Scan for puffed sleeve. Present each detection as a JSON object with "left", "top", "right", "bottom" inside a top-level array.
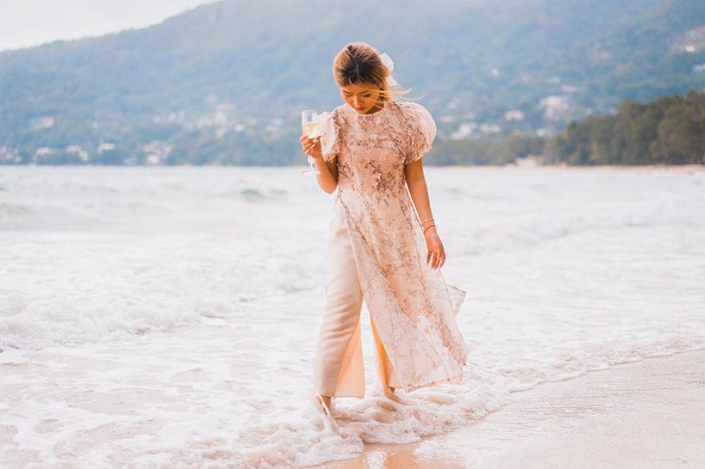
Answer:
[
  {"left": 403, "top": 102, "right": 437, "bottom": 165},
  {"left": 317, "top": 110, "right": 340, "bottom": 163}
]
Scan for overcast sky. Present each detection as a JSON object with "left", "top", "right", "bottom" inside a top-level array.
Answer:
[{"left": 0, "top": 0, "right": 220, "bottom": 51}]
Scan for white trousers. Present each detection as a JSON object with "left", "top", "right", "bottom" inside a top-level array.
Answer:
[{"left": 313, "top": 202, "right": 400, "bottom": 398}]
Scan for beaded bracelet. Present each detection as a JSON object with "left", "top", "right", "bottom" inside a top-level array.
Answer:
[{"left": 423, "top": 224, "right": 437, "bottom": 234}]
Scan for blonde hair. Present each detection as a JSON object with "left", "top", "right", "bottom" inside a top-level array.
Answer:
[{"left": 332, "top": 42, "right": 408, "bottom": 102}]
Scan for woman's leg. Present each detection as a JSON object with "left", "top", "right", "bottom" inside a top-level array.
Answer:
[
  {"left": 313, "top": 204, "right": 366, "bottom": 401},
  {"left": 371, "top": 316, "right": 402, "bottom": 399}
]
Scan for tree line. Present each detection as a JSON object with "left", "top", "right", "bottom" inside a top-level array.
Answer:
[
  {"left": 428, "top": 90, "right": 705, "bottom": 166},
  {"left": 548, "top": 91, "right": 705, "bottom": 165}
]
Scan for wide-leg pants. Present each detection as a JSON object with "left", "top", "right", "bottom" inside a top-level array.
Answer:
[{"left": 313, "top": 201, "right": 401, "bottom": 397}]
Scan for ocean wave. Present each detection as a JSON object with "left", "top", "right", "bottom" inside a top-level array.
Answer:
[
  {"left": 0, "top": 202, "right": 33, "bottom": 216},
  {"left": 231, "top": 187, "right": 289, "bottom": 202}
]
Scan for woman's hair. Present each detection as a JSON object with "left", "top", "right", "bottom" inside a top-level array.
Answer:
[{"left": 332, "top": 42, "right": 407, "bottom": 102}]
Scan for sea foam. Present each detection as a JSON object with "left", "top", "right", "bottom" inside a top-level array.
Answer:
[{"left": 1, "top": 166, "right": 704, "bottom": 468}]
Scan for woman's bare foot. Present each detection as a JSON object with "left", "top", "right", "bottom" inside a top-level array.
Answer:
[
  {"left": 316, "top": 394, "right": 332, "bottom": 416},
  {"left": 384, "top": 386, "right": 401, "bottom": 402}
]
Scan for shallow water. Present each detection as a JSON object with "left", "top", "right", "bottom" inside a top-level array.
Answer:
[{"left": 1, "top": 166, "right": 704, "bottom": 468}]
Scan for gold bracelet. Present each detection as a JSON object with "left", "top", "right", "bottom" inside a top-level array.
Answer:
[
  {"left": 423, "top": 224, "right": 437, "bottom": 234},
  {"left": 420, "top": 217, "right": 435, "bottom": 226}
]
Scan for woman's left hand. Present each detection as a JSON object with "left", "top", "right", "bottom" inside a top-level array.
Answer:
[{"left": 424, "top": 227, "right": 445, "bottom": 270}]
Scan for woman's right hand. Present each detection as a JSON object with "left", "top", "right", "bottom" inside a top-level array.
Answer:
[{"left": 300, "top": 135, "right": 323, "bottom": 161}]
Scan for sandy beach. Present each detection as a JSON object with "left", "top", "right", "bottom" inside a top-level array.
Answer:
[{"left": 312, "top": 349, "right": 705, "bottom": 469}]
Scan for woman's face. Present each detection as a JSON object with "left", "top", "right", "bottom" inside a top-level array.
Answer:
[{"left": 340, "top": 82, "right": 382, "bottom": 114}]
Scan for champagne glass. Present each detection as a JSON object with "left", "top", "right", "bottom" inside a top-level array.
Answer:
[{"left": 301, "top": 110, "right": 320, "bottom": 175}]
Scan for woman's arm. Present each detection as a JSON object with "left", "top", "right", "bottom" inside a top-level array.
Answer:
[
  {"left": 300, "top": 135, "right": 338, "bottom": 194},
  {"left": 405, "top": 159, "right": 445, "bottom": 270}
]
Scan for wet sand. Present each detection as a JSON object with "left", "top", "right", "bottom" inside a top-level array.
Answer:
[{"left": 311, "top": 349, "right": 705, "bottom": 469}]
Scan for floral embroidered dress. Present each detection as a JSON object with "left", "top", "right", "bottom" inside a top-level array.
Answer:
[{"left": 318, "top": 100, "right": 468, "bottom": 392}]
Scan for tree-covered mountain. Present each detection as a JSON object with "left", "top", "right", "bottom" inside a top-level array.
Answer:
[{"left": 1, "top": 0, "right": 704, "bottom": 165}]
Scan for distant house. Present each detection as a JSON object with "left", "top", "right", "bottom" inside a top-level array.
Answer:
[
  {"left": 504, "top": 110, "right": 525, "bottom": 121},
  {"left": 0, "top": 146, "right": 20, "bottom": 163},
  {"left": 480, "top": 123, "right": 501, "bottom": 135},
  {"left": 98, "top": 142, "right": 116, "bottom": 153},
  {"left": 672, "top": 26, "right": 705, "bottom": 53},
  {"left": 540, "top": 95, "right": 570, "bottom": 122},
  {"left": 515, "top": 155, "right": 545, "bottom": 167},
  {"left": 33, "top": 147, "right": 57, "bottom": 160},
  {"left": 142, "top": 140, "right": 173, "bottom": 165},
  {"left": 146, "top": 154, "right": 160, "bottom": 165},
  {"left": 29, "top": 116, "right": 55, "bottom": 130},
  {"left": 66, "top": 145, "right": 89, "bottom": 162},
  {"left": 450, "top": 122, "right": 477, "bottom": 140}
]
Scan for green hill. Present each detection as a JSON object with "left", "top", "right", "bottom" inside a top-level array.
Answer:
[
  {"left": 548, "top": 91, "right": 705, "bottom": 165},
  {"left": 1, "top": 0, "right": 703, "bottom": 165}
]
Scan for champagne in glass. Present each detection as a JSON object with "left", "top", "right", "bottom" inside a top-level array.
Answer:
[{"left": 301, "top": 110, "right": 320, "bottom": 175}]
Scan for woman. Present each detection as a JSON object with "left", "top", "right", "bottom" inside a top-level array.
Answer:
[{"left": 300, "top": 42, "right": 468, "bottom": 417}]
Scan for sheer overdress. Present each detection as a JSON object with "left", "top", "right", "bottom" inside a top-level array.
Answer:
[{"left": 313, "top": 101, "right": 468, "bottom": 397}]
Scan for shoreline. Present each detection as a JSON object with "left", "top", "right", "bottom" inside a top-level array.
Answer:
[
  {"left": 310, "top": 349, "right": 705, "bottom": 469},
  {"left": 431, "top": 163, "right": 705, "bottom": 172},
  {"left": 521, "top": 163, "right": 705, "bottom": 172},
  {"left": 0, "top": 163, "right": 703, "bottom": 171}
]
